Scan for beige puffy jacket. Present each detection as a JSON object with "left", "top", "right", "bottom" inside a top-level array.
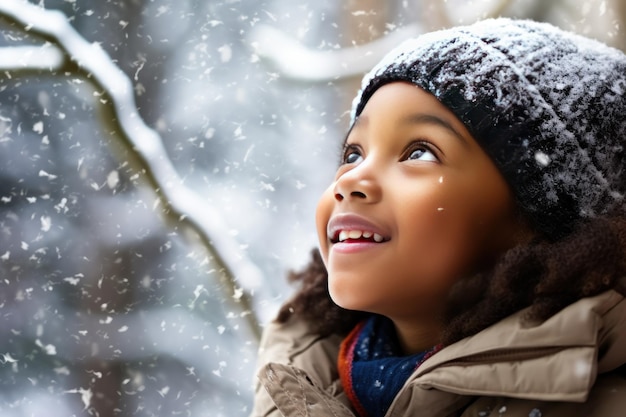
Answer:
[{"left": 251, "top": 290, "right": 626, "bottom": 417}]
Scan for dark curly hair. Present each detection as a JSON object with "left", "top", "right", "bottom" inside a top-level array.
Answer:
[{"left": 276, "top": 214, "right": 626, "bottom": 346}]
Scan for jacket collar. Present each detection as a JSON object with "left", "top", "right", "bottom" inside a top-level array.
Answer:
[{"left": 397, "top": 291, "right": 625, "bottom": 404}]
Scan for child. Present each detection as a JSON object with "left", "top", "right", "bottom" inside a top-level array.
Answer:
[{"left": 251, "top": 18, "right": 626, "bottom": 417}]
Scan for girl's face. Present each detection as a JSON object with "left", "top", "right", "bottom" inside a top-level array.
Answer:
[{"left": 316, "top": 82, "right": 531, "bottom": 321}]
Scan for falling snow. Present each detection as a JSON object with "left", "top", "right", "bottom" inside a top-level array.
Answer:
[{"left": 0, "top": 1, "right": 622, "bottom": 417}]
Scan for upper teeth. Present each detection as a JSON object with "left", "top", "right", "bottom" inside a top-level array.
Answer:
[{"left": 338, "top": 230, "right": 384, "bottom": 243}]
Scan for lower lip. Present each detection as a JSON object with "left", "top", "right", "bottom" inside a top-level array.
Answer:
[{"left": 331, "top": 241, "right": 385, "bottom": 254}]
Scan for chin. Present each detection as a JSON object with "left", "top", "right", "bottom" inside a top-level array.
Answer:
[
  {"left": 328, "top": 277, "right": 370, "bottom": 313},
  {"left": 328, "top": 277, "right": 352, "bottom": 309}
]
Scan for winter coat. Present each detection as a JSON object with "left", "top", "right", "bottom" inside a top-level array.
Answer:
[{"left": 250, "top": 290, "right": 626, "bottom": 417}]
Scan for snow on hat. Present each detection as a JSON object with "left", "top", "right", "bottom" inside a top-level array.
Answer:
[{"left": 351, "top": 18, "right": 626, "bottom": 240}]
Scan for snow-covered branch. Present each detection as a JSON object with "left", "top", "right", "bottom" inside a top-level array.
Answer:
[
  {"left": 0, "top": 0, "right": 266, "bottom": 338},
  {"left": 249, "top": 23, "right": 423, "bottom": 82}
]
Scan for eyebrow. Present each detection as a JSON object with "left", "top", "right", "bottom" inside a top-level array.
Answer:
[
  {"left": 400, "top": 113, "right": 469, "bottom": 146},
  {"left": 345, "top": 113, "right": 469, "bottom": 147}
]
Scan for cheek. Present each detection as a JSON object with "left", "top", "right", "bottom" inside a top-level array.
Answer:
[
  {"left": 314, "top": 185, "right": 334, "bottom": 264},
  {"left": 422, "top": 178, "right": 516, "bottom": 272},
  {"left": 398, "top": 183, "right": 486, "bottom": 279}
]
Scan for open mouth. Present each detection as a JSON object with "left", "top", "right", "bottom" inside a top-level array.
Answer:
[{"left": 330, "top": 229, "right": 390, "bottom": 244}]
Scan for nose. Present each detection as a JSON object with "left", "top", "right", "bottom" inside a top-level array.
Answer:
[{"left": 333, "top": 163, "right": 382, "bottom": 203}]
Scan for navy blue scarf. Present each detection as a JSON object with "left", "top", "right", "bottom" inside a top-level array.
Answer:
[{"left": 338, "top": 315, "right": 440, "bottom": 417}]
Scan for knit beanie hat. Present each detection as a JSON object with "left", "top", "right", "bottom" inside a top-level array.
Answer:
[{"left": 351, "top": 18, "right": 626, "bottom": 240}]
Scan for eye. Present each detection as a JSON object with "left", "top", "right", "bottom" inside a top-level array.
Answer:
[
  {"left": 403, "top": 141, "right": 438, "bottom": 162},
  {"left": 341, "top": 144, "right": 363, "bottom": 165}
]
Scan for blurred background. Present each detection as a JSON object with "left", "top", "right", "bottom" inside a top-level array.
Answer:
[{"left": 0, "top": 0, "right": 623, "bottom": 415}]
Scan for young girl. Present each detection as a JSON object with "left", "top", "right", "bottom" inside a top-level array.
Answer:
[{"left": 251, "top": 18, "right": 626, "bottom": 417}]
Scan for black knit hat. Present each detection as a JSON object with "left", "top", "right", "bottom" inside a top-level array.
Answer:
[{"left": 351, "top": 18, "right": 626, "bottom": 240}]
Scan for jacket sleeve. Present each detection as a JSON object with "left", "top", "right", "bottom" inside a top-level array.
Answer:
[
  {"left": 249, "top": 317, "right": 351, "bottom": 417},
  {"left": 255, "top": 363, "right": 356, "bottom": 417}
]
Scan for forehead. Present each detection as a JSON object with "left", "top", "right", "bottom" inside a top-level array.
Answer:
[{"left": 344, "top": 83, "right": 470, "bottom": 146}]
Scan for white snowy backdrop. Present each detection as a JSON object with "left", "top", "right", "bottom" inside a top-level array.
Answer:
[{"left": 0, "top": 0, "right": 623, "bottom": 416}]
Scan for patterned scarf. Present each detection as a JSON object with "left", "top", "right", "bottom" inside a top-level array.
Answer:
[{"left": 338, "top": 315, "right": 441, "bottom": 417}]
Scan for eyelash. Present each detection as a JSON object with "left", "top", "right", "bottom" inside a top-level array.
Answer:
[
  {"left": 341, "top": 143, "right": 362, "bottom": 165},
  {"left": 340, "top": 140, "right": 439, "bottom": 164}
]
